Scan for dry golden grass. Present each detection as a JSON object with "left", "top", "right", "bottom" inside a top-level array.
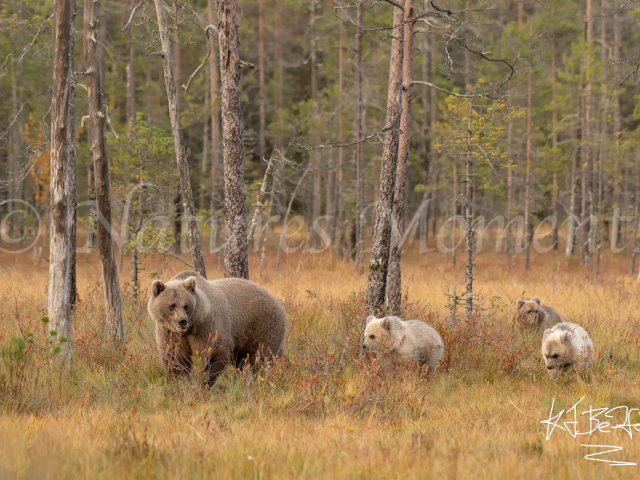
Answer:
[{"left": 1, "top": 244, "right": 640, "bottom": 479}]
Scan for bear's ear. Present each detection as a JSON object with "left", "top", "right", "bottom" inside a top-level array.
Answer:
[
  {"left": 563, "top": 331, "right": 573, "bottom": 343},
  {"left": 542, "top": 328, "right": 552, "bottom": 341},
  {"left": 151, "top": 280, "right": 165, "bottom": 297},
  {"left": 182, "top": 276, "right": 196, "bottom": 294},
  {"left": 532, "top": 297, "right": 541, "bottom": 305},
  {"left": 516, "top": 299, "right": 524, "bottom": 310},
  {"left": 382, "top": 317, "right": 394, "bottom": 331},
  {"left": 365, "top": 315, "right": 377, "bottom": 327}
]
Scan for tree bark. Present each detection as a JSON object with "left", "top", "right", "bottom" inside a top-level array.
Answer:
[
  {"left": 387, "top": 0, "right": 414, "bottom": 316},
  {"left": 506, "top": 101, "right": 514, "bottom": 266},
  {"left": 452, "top": 157, "right": 457, "bottom": 265},
  {"left": 84, "top": 0, "right": 124, "bottom": 344},
  {"left": 335, "top": 20, "right": 345, "bottom": 256},
  {"left": 551, "top": 36, "right": 559, "bottom": 250},
  {"left": 126, "top": 0, "right": 136, "bottom": 136},
  {"left": 217, "top": 0, "right": 249, "bottom": 279},
  {"left": 464, "top": 101, "right": 474, "bottom": 318},
  {"left": 310, "top": 0, "right": 322, "bottom": 247},
  {"left": 200, "top": 89, "right": 210, "bottom": 210},
  {"left": 524, "top": 64, "right": 532, "bottom": 271},
  {"left": 354, "top": 2, "right": 364, "bottom": 274},
  {"left": 208, "top": 0, "right": 220, "bottom": 212},
  {"left": 49, "top": 0, "right": 72, "bottom": 367},
  {"left": 152, "top": 0, "right": 207, "bottom": 278},
  {"left": 68, "top": 0, "right": 77, "bottom": 310},
  {"left": 258, "top": 0, "right": 266, "bottom": 163},
  {"left": 365, "top": 4, "right": 404, "bottom": 315}
]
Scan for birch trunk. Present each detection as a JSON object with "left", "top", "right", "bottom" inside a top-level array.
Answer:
[
  {"left": 464, "top": 102, "right": 474, "bottom": 318},
  {"left": 217, "top": 0, "right": 249, "bottom": 279},
  {"left": 152, "top": 0, "right": 207, "bottom": 278},
  {"left": 365, "top": 4, "right": 404, "bottom": 315},
  {"left": 84, "top": 0, "right": 124, "bottom": 344},
  {"left": 551, "top": 37, "right": 559, "bottom": 250},
  {"left": 126, "top": 0, "right": 135, "bottom": 136},
  {"left": 49, "top": 0, "right": 72, "bottom": 367},
  {"left": 386, "top": 0, "right": 414, "bottom": 316}
]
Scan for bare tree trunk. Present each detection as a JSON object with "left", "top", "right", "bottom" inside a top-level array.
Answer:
[
  {"left": 452, "top": 157, "right": 457, "bottom": 265},
  {"left": 631, "top": 160, "right": 639, "bottom": 273},
  {"left": 566, "top": 124, "right": 580, "bottom": 257},
  {"left": 68, "top": 0, "right": 77, "bottom": 310},
  {"left": 430, "top": 45, "right": 438, "bottom": 240},
  {"left": 208, "top": 0, "right": 219, "bottom": 212},
  {"left": 217, "top": 0, "right": 249, "bottom": 279},
  {"left": 309, "top": 0, "right": 322, "bottom": 247},
  {"left": 152, "top": 0, "right": 207, "bottom": 278},
  {"left": 258, "top": 0, "right": 266, "bottom": 163},
  {"left": 49, "top": 0, "right": 72, "bottom": 367},
  {"left": 524, "top": 64, "right": 532, "bottom": 271},
  {"left": 613, "top": 0, "right": 621, "bottom": 246},
  {"left": 365, "top": 4, "right": 404, "bottom": 315},
  {"left": 464, "top": 101, "right": 474, "bottom": 318},
  {"left": 506, "top": 102, "right": 514, "bottom": 266},
  {"left": 387, "top": 0, "right": 414, "bottom": 316},
  {"left": 200, "top": 89, "right": 210, "bottom": 210},
  {"left": 259, "top": 190, "right": 274, "bottom": 279},
  {"left": 354, "top": 2, "right": 364, "bottom": 274},
  {"left": 126, "top": 0, "right": 136, "bottom": 136},
  {"left": 334, "top": 20, "right": 344, "bottom": 256},
  {"left": 84, "top": 0, "right": 124, "bottom": 344},
  {"left": 584, "top": 0, "right": 593, "bottom": 271},
  {"left": 551, "top": 36, "right": 559, "bottom": 250}
]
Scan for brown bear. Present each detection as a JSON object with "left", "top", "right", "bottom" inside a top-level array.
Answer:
[
  {"left": 147, "top": 271, "right": 287, "bottom": 384},
  {"left": 515, "top": 297, "right": 562, "bottom": 330}
]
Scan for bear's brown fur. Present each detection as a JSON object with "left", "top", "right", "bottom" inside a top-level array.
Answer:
[
  {"left": 515, "top": 297, "right": 562, "bottom": 330},
  {"left": 147, "top": 271, "right": 287, "bottom": 384}
]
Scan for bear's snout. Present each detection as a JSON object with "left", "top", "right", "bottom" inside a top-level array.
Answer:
[
  {"left": 178, "top": 318, "right": 189, "bottom": 330},
  {"left": 546, "top": 365, "right": 554, "bottom": 370}
]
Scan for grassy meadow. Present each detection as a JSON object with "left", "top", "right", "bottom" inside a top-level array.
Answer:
[{"left": 1, "top": 238, "right": 640, "bottom": 479}]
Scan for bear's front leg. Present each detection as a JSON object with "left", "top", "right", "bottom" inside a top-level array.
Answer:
[
  {"left": 157, "top": 327, "right": 193, "bottom": 379},
  {"left": 204, "top": 353, "right": 229, "bottom": 386}
]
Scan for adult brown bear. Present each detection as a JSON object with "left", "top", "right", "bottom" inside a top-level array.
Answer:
[{"left": 147, "top": 271, "right": 286, "bottom": 384}]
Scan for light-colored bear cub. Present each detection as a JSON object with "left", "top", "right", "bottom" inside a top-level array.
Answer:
[
  {"left": 362, "top": 316, "right": 444, "bottom": 372},
  {"left": 541, "top": 322, "right": 594, "bottom": 378}
]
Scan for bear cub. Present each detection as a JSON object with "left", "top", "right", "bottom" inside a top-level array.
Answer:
[
  {"left": 515, "top": 297, "right": 562, "bottom": 329},
  {"left": 147, "top": 271, "right": 287, "bottom": 384},
  {"left": 541, "top": 322, "right": 594, "bottom": 378},
  {"left": 362, "top": 316, "right": 444, "bottom": 372}
]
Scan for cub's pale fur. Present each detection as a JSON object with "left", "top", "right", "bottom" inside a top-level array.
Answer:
[
  {"left": 516, "top": 297, "right": 562, "bottom": 329},
  {"left": 362, "top": 316, "right": 444, "bottom": 372},
  {"left": 541, "top": 322, "right": 594, "bottom": 378}
]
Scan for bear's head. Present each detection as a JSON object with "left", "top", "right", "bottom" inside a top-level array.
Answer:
[
  {"left": 362, "top": 315, "right": 401, "bottom": 356},
  {"left": 541, "top": 328, "right": 574, "bottom": 378},
  {"left": 516, "top": 298, "right": 543, "bottom": 326},
  {"left": 147, "top": 276, "right": 197, "bottom": 334}
]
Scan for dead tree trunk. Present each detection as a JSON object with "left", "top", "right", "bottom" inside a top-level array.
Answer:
[
  {"left": 208, "top": 0, "right": 219, "bottom": 212},
  {"left": 464, "top": 101, "right": 474, "bottom": 318},
  {"left": 84, "top": 0, "right": 124, "bottom": 344},
  {"left": 387, "top": 0, "right": 414, "bottom": 316},
  {"left": 551, "top": 36, "right": 559, "bottom": 250},
  {"left": 49, "top": 0, "right": 72, "bottom": 367},
  {"left": 452, "top": 157, "right": 457, "bottom": 265},
  {"left": 524, "top": 64, "right": 532, "bottom": 271},
  {"left": 68, "top": 0, "right": 77, "bottom": 310},
  {"left": 200, "top": 89, "right": 210, "bottom": 210},
  {"left": 152, "top": 0, "right": 207, "bottom": 278},
  {"left": 335, "top": 20, "right": 345, "bottom": 256},
  {"left": 506, "top": 102, "right": 514, "bottom": 266},
  {"left": 258, "top": 0, "right": 266, "bottom": 163},
  {"left": 566, "top": 124, "right": 580, "bottom": 257},
  {"left": 310, "top": 0, "right": 322, "bottom": 247},
  {"left": 365, "top": 4, "right": 404, "bottom": 315},
  {"left": 217, "top": 0, "right": 249, "bottom": 279},
  {"left": 354, "top": 2, "right": 364, "bottom": 274},
  {"left": 126, "top": 0, "right": 135, "bottom": 136}
]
